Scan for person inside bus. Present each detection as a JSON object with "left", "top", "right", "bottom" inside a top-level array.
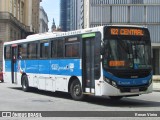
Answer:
[
  {"left": 18, "top": 52, "right": 22, "bottom": 59},
  {"left": 18, "top": 45, "right": 22, "bottom": 59}
]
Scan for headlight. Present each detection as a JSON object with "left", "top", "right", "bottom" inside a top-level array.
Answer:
[
  {"left": 104, "top": 77, "right": 110, "bottom": 83},
  {"left": 112, "top": 81, "right": 117, "bottom": 87},
  {"left": 104, "top": 77, "right": 117, "bottom": 88},
  {"left": 149, "top": 78, "right": 152, "bottom": 85}
]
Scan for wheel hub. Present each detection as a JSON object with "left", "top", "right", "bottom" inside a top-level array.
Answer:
[{"left": 74, "top": 85, "right": 81, "bottom": 96}]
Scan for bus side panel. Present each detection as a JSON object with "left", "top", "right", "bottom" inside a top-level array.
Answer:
[
  {"left": 38, "top": 60, "right": 50, "bottom": 90},
  {"left": 4, "top": 60, "right": 12, "bottom": 83},
  {"left": 50, "top": 59, "right": 82, "bottom": 76},
  {"left": 27, "top": 73, "right": 36, "bottom": 87},
  {"left": 5, "top": 60, "right": 22, "bottom": 85},
  {"left": 50, "top": 59, "right": 82, "bottom": 92},
  {"left": 18, "top": 60, "right": 39, "bottom": 87},
  {"left": 24, "top": 60, "right": 39, "bottom": 74}
]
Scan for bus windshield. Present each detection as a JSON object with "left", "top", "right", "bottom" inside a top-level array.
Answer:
[{"left": 103, "top": 38, "right": 152, "bottom": 70}]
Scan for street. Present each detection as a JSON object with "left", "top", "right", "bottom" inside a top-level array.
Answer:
[{"left": 0, "top": 82, "right": 160, "bottom": 119}]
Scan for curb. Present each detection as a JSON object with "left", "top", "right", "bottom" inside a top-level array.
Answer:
[
  {"left": 153, "top": 89, "right": 160, "bottom": 92},
  {"left": 152, "top": 75, "right": 160, "bottom": 82},
  {"left": 153, "top": 82, "right": 160, "bottom": 92}
]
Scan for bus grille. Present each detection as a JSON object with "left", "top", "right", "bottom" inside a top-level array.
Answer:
[
  {"left": 110, "top": 69, "right": 151, "bottom": 79},
  {"left": 119, "top": 86, "right": 148, "bottom": 93}
]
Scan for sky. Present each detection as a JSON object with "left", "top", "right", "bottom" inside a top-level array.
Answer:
[{"left": 40, "top": 0, "right": 60, "bottom": 31}]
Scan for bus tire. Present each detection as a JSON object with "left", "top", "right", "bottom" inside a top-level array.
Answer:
[
  {"left": 109, "top": 96, "right": 123, "bottom": 100},
  {"left": 70, "top": 80, "right": 84, "bottom": 101},
  {"left": 1, "top": 79, "right": 4, "bottom": 83},
  {"left": 22, "top": 75, "right": 30, "bottom": 92}
]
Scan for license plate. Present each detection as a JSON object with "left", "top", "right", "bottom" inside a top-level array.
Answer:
[{"left": 130, "top": 88, "right": 139, "bottom": 93}]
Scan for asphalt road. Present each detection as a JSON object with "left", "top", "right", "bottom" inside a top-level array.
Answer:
[{"left": 0, "top": 82, "right": 160, "bottom": 120}]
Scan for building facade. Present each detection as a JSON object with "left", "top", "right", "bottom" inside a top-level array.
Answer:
[
  {"left": 60, "top": 0, "right": 68, "bottom": 31},
  {"left": 60, "top": 0, "right": 83, "bottom": 31},
  {"left": 0, "top": 0, "right": 41, "bottom": 66},
  {"left": 81, "top": 0, "right": 160, "bottom": 75},
  {"left": 31, "top": 0, "right": 42, "bottom": 33},
  {"left": 39, "top": 6, "right": 49, "bottom": 33}
]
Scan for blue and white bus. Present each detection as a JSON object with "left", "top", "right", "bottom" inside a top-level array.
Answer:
[{"left": 3, "top": 25, "right": 152, "bottom": 100}]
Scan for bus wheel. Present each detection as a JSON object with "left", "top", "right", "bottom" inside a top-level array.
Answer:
[
  {"left": 22, "top": 75, "right": 30, "bottom": 92},
  {"left": 70, "top": 80, "right": 84, "bottom": 101},
  {"left": 109, "top": 96, "right": 123, "bottom": 100}
]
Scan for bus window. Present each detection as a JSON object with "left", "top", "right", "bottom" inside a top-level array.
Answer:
[
  {"left": 5, "top": 46, "right": 11, "bottom": 59},
  {"left": 40, "top": 41, "right": 49, "bottom": 58},
  {"left": 28, "top": 42, "right": 38, "bottom": 59},
  {"left": 65, "top": 37, "right": 79, "bottom": 58},
  {"left": 51, "top": 39, "right": 64, "bottom": 58},
  {"left": 18, "top": 45, "right": 22, "bottom": 59},
  {"left": 65, "top": 44, "right": 79, "bottom": 58},
  {"left": 51, "top": 40, "right": 57, "bottom": 58},
  {"left": 57, "top": 40, "right": 64, "bottom": 58},
  {"left": 18, "top": 44, "right": 28, "bottom": 59}
]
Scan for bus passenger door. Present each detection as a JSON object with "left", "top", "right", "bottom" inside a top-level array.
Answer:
[
  {"left": 82, "top": 33, "right": 101, "bottom": 94},
  {"left": 11, "top": 45, "right": 18, "bottom": 84}
]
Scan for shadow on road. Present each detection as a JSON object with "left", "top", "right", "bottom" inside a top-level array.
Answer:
[
  {"left": 9, "top": 86, "right": 160, "bottom": 108},
  {"left": 9, "top": 86, "right": 72, "bottom": 99},
  {"left": 84, "top": 96, "right": 160, "bottom": 108}
]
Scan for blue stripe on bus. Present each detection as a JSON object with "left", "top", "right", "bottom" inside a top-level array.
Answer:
[
  {"left": 103, "top": 70, "right": 152, "bottom": 86},
  {"left": 5, "top": 60, "right": 12, "bottom": 72},
  {"left": 5, "top": 59, "right": 82, "bottom": 76}
]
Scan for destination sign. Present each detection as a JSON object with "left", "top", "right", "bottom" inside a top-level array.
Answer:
[
  {"left": 109, "top": 60, "right": 125, "bottom": 67},
  {"left": 110, "top": 28, "right": 144, "bottom": 36}
]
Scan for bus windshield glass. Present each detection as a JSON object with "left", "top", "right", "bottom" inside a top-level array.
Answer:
[{"left": 103, "top": 28, "right": 152, "bottom": 70}]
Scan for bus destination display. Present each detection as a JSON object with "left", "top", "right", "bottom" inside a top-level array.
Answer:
[{"left": 110, "top": 28, "right": 144, "bottom": 36}]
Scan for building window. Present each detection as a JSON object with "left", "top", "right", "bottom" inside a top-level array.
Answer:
[
  {"left": 20, "top": 2, "right": 24, "bottom": 22},
  {"left": 14, "top": 31, "right": 16, "bottom": 40},
  {"left": 14, "top": 0, "right": 17, "bottom": 17},
  {"left": 10, "top": 29, "right": 13, "bottom": 40},
  {"left": 17, "top": 0, "right": 20, "bottom": 20},
  {"left": 131, "top": 0, "right": 143, "bottom": 4},
  {"left": 18, "top": 33, "right": 20, "bottom": 39},
  {"left": 10, "top": 0, "right": 13, "bottom": 13}
]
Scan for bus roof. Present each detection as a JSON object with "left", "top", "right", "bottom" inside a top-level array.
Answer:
[
  {"left": 4, "top": 26, "right": 103, "bottom": 45},
  {"left": 110, "top": 25, "right": 146, "bottom": 28},
  {"left": 3, "top": 25, "right": 147, "bottom": 45}
]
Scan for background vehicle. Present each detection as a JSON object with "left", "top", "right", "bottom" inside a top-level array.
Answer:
[
  {"left": 3, "top": 25, "right": 152, "bottom": 100},
  {"left": 0, "top": 68, "right": 3, "bottom": 82},
  {"left": 0, "top": 72, "right": 4, "bottom": 82}
]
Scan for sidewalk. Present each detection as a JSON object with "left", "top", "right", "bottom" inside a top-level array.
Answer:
[{"left": 153, "top": 75, "right": 160, "bottom": 92}]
